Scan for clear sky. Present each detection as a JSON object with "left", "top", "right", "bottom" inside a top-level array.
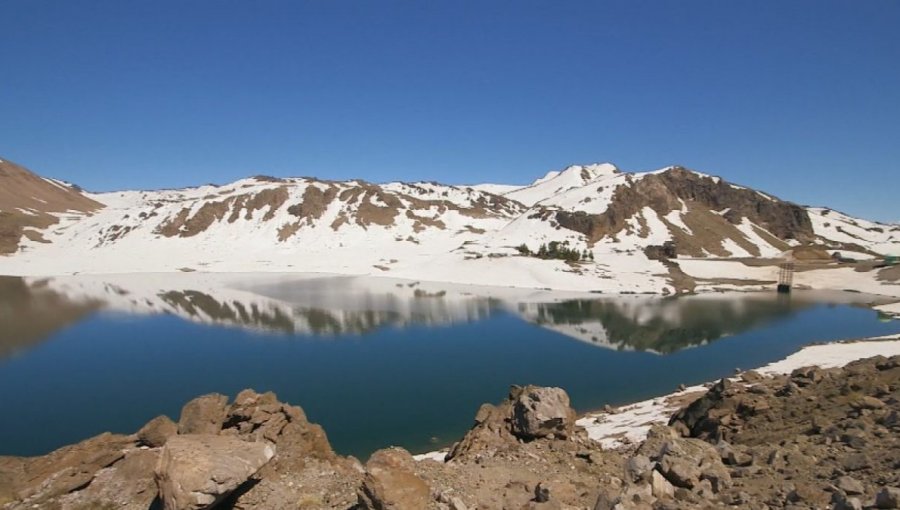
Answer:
[{"left": 1, "top": 1, "right": 898, "bottom": 221}]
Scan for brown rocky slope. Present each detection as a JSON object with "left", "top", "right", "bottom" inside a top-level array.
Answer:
[
  {"left": 0, "top": 158, "right": 102, "bottom": 254},
  {"left": 2, "top": 353, "right": 900, "bottom": 510}
]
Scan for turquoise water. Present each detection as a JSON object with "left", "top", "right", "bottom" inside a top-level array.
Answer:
[{"left": 1, "top": 275, "right": 898, "bottom": 459}]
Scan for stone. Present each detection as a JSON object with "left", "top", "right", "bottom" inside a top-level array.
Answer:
[
  {"left": 661, "top": 457, "right": 700, "bottom": 489},
  {"left": 832, "top": 491, "right": 864, "bottom": 510},
  {"left": 656, "top": 438, "right": 730, "bottom": 493},
  {"left": 740, "top": 370, "right": 765, "bottom": 383},
  {"left": 448, "top": 496, "right": 469, "bottom": 510},
  {"left": 852, "top": 396, "right": 886, "bottom": 410},
  {"left": 876, "top": 487, "right": 900, "bottom": 509},
  {"left": 651, "top": 469, "right": 675, "bottom": 499},
  {"left": 357, "top": 447, "right": 430, "bottom": 510},
  {"left": 155, "top": 434, "right": 276, "bottom": 510},
  {"left": 786, "top": 482, "right": 828, "bottom": 506},
  {"left": 836, "top": 476, "right": 865, "bottom": 496},
  {"left": 840, "top": 453, "right": 871, "bottom": 472},
  {"left": 138, "top": 415, "right": 178, "bottom": 448},
  {"left": 534, "top": 482, "right": 551, "bottom": 502},
  {"left": 177, "top": 393, "right": 229, "bottom": 435},
  {"left": 625, "top": 455, "right": 653, "bottom": 483},
  {"left": 510, "top": 386, "right": 577, "bottom": 440}
]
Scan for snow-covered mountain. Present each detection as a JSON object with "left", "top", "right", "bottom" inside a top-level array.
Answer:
[{"left": 1, "top": 157, "right": 898, "bottom": 295}]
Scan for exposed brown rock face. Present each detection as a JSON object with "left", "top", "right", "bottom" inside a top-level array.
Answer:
[
  {"left": 156, "top": 186, "right": 290, "bottom": 238},
  {"left": 555, "top": 167, "right": 815, "bottom": 254},
  {"left": 152, "top": 177, "right": 523, "bottom": 242},
  {"left": 0, "top": 158, "right": 102, "bottom": 254}
]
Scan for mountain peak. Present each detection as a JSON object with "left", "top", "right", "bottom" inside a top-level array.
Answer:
[{"left": 531, "top": 163, "right": 618, "bottom": 186}]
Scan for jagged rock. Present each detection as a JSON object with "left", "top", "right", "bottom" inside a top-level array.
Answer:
[
  {"left": 510, "top": 386, "right": 576, "bottom": 440},
  {"left": 138, "top": 415, "right": 178, "bottom": 447},
  {"left": 357, "top": 447, "right": 430, "bottom": 510},
  {"left": 155, "top": 434, "right": 276, "bottom": 510},
  {"left": 656, "top": 438, "right": 730, "bottom": 493},
  {"left": 715, "top": 440, "right": 752, "bottom": 466},
  {"left": 876, "top": 487, "right": 900, "bottom": 509},
  {"left": 222, "top": 389, "right": 335, "bottom": 469},
  {"left": 58, "top": 448, "right": 159, "bottom": 510},
  {"left": 178, "top": 393, "right": 229, "bottom": 435},
  {"left": 668, "top": 379, "right": 734, "bottom": 440},
  {"left": 1, "top": 432, "right": 131, "bottom": 506}
]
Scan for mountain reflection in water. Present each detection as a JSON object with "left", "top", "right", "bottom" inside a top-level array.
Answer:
[{"left": 0, "top": 273, "right": 887, "bottom": 359}]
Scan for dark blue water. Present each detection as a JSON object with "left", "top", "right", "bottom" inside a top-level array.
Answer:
[{"left": 1, "top": 275, "right": 898, "bottom": 459}]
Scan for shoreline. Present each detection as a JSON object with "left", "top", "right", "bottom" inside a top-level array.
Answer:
[{"left": 415, "top": 334, "right": 900, "bottom": 462}]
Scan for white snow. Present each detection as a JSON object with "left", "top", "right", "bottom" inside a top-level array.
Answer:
[
  {"left": 468, "top": 183, "right": 524, "bottom": 195},
  {"left": 412, "top": 450, "right": 449, "bottom": 462},
  {"left": 875, "top": 302, "right": 900, "bottom": 318}
]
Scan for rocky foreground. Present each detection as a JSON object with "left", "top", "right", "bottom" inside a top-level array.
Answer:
[{"left": 2, "top": 356, "right": 900, "bottom": 510}]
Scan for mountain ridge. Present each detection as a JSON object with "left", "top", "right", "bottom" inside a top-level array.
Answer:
[{"left": 1, "top": 157, "right": 897, "bottom": 296}]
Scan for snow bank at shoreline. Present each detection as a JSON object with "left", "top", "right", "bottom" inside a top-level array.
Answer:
[
  {"left": 576, "top": 336, "right": 900, "bottom": 450},
  {"left": 416, "top": 335, "right": 900, "bottom": 461}
]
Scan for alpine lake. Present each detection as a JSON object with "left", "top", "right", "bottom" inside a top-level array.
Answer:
[{"left": 1, "top": 273, "right": 899, "bottom": 459}]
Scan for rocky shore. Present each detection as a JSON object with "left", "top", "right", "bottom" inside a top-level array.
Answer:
[{"left": 2, "top": 351, "right": 900, "bottom": 509}]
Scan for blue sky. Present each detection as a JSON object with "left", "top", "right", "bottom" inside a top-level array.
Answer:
[{"left": 1, "top": 1, "right": 898, "bottom": 221}]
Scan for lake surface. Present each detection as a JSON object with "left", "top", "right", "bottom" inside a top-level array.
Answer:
[{"left": 1, "top": 273, "right": 899, "bottom": 459}]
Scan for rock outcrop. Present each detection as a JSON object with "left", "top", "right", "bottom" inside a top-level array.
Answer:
[
  {"left": 447, "top": 385, "right": 579, "bottom": 461},
  {"left": 0, "top": 389, "right": 351, "bottom": 510}
]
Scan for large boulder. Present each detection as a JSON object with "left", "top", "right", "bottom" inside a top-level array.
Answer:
[
  {"left": 178, "top": 393, "right": 229, "bottom": 435},
  {"left": 155, "top": 434, "right": 276, "bottom": 510},
  {"left": 510, "top": 386, "right": 576, "bottom": 440},
  {"left": 357, "top": 447, "right": 430, "bottom": 510}
]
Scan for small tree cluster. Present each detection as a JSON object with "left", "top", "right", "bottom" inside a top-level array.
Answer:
[{"left": 518, "top": 241, "right": 593, "bottom": 261}]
